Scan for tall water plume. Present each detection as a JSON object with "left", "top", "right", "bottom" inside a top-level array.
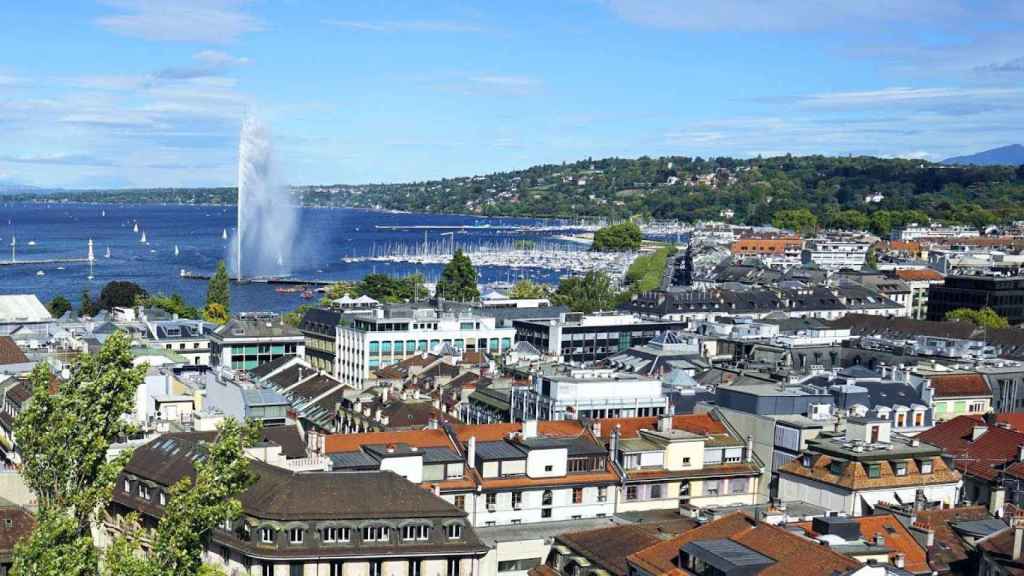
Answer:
[{"left": 229, "top": 115, "right": 299, "bottom": 278}]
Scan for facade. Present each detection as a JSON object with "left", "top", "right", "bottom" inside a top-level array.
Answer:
[
  {"left": 777, "top": 417, "right": 962, "bottom": 515},
  {"left": 298, "top": 308, "right": 343, "bottom": 375},
  {"left": 209, "top": 313, "right": 305, "bottom": 371},
  {"left": 927, "top": 275, "right": 1024, "bottom": 324},
  {"left": 511, "top": 366, "right": 668, "bottom": 421},
  {"left": 924, "top": 372, "right": 992, "bottom": 422},
  {"left": 336, "top": 306, "right": 515, "bottom": 386},
  {"left": 145, "top": 319, "right": 215, "bottom": 366},
  {"left": 108, "top": 432, "right": 488, "bottom": 576},
  {"left": 801, "top": 237, "right": 872, "bottom": 271},
  {"left": 893, "top": 269, "right": 945, "bottom": 320},
  {"left": 513, "top": 312, "right": 683, "bottom": 365}
]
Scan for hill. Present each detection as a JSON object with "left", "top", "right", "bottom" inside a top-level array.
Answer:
[
  {"left": 944, "top": 144, "right": 1024, "bottom": 166},
  {"left": 8, "top": 154, "right": 1024, "bottom": 232}
]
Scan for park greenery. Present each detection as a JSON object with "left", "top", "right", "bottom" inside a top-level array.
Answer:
[
  {"left": 12, "top": 155, "right": 1024, "bottom": 228},
  {"left": 509, "top": 279, "right": 551, "bottom": 299},
  {"left": 11, "top": 331, "right": 256, "bottom": 576},
  {"left": 944, "top": 307, "right": 1010, "bottom": 330},
  {"left": 551, "top": 270, "right": 621, "bottom": 314},
  {"left": 592, "top": 221, "right": 643, "bottom": 252},
  {"left": 624, "top": 246, "right": 676, "bottom": 295}
]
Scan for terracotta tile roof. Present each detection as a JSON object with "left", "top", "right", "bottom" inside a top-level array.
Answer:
[
  {"left": 558, "top": 524, "right": 663, "bottom": 576},
  {"left": 916, "top": 416, "right": 1024, "bottom": 481},
  {"left": 0, "top": 337, "right": 29, "bottom": 366},
  {"left": 594, "top": 414, "right": 727, "bottom": 440},
  {"left": 915, "top": 505, "right": 990, "bottom": 571},
  {"left": 0, "top": 505, "right": 34, "bottom": 559},
  {"left": 996, "top": 413, "right": 1024, "bottom": 433},
  {"left": 373, "top": 366, "right": 404, "bottom": 380},
  {"left": 324, "top": 429, "right": 455, "bottom": 453},
  {"left": 894, "top": 269, "right": 943, "bottom": 282},
  {"left": 460, "top": 351, "right": 488, "bottom": 365},
  {"left": 778, "top": 453, "right": 960, "bottom": 491},
  {"left": 454, "top": 420, "right": 585, "bottom": 442},
  {"left": 976, "top": 525, "right": 1024, "bottom": 568},
  {"left": 527, "top": 565, "right": 559, "bottom": 576},
  {"left": 399, "top": 353, "right": 441, "bottom": 368},
  {"left": 928, "top": 373, "right": 991, "bottom": 398},
  {"left": 627, "top": 512, "right": 860, "bottom": 576},
  {"left": 791, "top": 514, "right": 929, "bottom": 574}
]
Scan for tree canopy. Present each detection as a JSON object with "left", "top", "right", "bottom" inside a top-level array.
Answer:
[
  {"left": 435, "top": 250, "right": 480, "bottom": 302},
  {"left": 47, "top": 295, "right": 72, "bottom": 318},
  {"left": 944, "top": 307, "right": 1010, "bottom": 329},
  {"left": 203, "top": 303, "right": 229, "bottom": 325},
  {"left": 98, "top": 281, "right": 148, "bottom": 310},
  {"left": 143, "top": 293, "right": 200, "bottom": 319},
  {"left": 551, "top": 270, "right": 620, "bottom": 313},
  {"left": 206, "top": 261, "right": 230, "bottom": 313},
  {"left": 592, "top": 221, "right": 642, "bottom": 252},
  {"left": 771, "top": 208, "right": 818, "bottom": 235},
  {"left": 509, "top": 279, "right": 551, "bottom": 299}
]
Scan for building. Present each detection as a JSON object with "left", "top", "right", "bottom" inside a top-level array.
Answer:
[
  {"left": 209, "top": 313, "right": 304, "bottom": 371},
  {"left": 624, "top": 512, "right": 861, "bottom": 576},
  {"left": 0, "top": 294, "right": 53, "bottom": 339},
  {"left": 801, "top": 237, "right": 872, "bottom": 271},
  {"left": 108, "top": 432, "right": 489, "bottom": 576},
  {"left": 924, "top": 372, "right": 992, "bottom": 422},
  {"left": 893, "top": 269, "right": 945, "bottom": 320},
  {"left": 144, "top": 319, "right": 215, "bottom": 366},
  {"left": 594, "top": 414, "right": 762, "bottom": 514},
  {"left": 927, "top": 275, "right": 1024, "bottom": 324},
  {"left": 789, "top": 514, "right": 930, "bottom": 574},
  {"left": 0, "top": 500, "right": 34, "bottom": 575},
  {"left": 336, "top": 305, "right": 515, "bottom": 386},
  {"left": 298, "top": 307, "right": 343, "bottom": 375},
  {"left": 511, "top": 365, "right": 669, "bottom": 421},
  {"left": 892, "top": 224, "right": 979, "bottom": 241},
  {"left": 602, "top": 331, "right": 705, "bottom": 377},
  {"left": 0, "top": 337, "right": 32, "bottom": 375},
  {"left": 976, "top": 514, "right": 1024, "bottom": 576},
  {"left": 729, "top": 237, "right": 802, "bottom": 259},
  {"left": 777, "top": 418, "right": 961, "bottom": 516},
  {"left": 513, "top": 312, "right": 683, "bottom": 365},
  {"left": 534, "top": 522, "right": 697, "bottom": 576}
]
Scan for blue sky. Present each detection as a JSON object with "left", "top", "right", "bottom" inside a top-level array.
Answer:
[{"left": 0, "top": 0, "right": 1021, "bottom": 188}]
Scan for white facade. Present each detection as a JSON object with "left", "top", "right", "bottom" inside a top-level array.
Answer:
[
  {"left": 801, "top": 238, "right": 871, "bottom": 271},
  {"left": 777, "top": 473, "right": 959, "bottom": 516},
  {"left": 512, "top": 367, "right": 668, "bottom": 421}
]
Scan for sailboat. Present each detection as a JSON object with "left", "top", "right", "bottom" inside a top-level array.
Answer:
[
  {"left": 174, "top": 245, "right": 180, "bottom": 256},
  {"left": 222, "top": 228, "right": 228, "bottom": 240},
  {"left": 102, "top": 210, "right": 106, "bottom": 217},
  {"left": 104, "top": 246, "right": 111, "bottom": 258},
  {"left": 133, "top": 222, "right": 139, "bottom": 233},
  {"left": 140, "top": 231, "right": 147, "bottom": 243}
]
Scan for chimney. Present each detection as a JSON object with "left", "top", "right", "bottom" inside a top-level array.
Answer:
[
  {"left": 746, "top": 435, "right": 754, "bottom": 463},
  {"left": 991, "top": 486, "right": 1007, "bottom": 518},
  {"left": 971, "top": 425, "right": 988, "bottom": 442},
  {"left": 609, "top": 424, "right": 621, "bottom": 460},
  {"left": 522, "top": 420, "right": 538, "bottom": 439},
  {"left": 657, "top": 415, "right": 673, "bottom": 433},
  {"left": 893, "top": 553, "right": 905, "bottom": 569},
  {"left": 467, "top": 436, "right": 477, "bottom": 468},
  {"left": 1014, "top": 513, "right": 1024, "bottom": 561},
  {"left": 592, "top": 420, "right": 602, "bottom": 438}
]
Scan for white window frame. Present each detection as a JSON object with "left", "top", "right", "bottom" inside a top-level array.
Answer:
[
  {"left": 289, "top": 528, "right": 304, "bottom": 545},
  {"left": 259, "top": 527, "right": 275, "bottom": 544}
]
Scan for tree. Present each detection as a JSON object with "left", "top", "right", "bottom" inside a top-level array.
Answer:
[
  {"left": 78, "top": 290, "right": 98, "bottom": 317},
  {"left": 772, "top": 208, "right": 818, "bottom": 235},
  {"left": 509, "top": 280, "right": 551, "bottom": 299},
  {"left": 356, "top": 273, "right": 428, "bottom": 303},
  {"left": 48, "top": 295, "right": 72, "bottom": 318},
  {"left": 551, "top": 271, "right": 619, "bottom": 313},
  {"left": 592, "top": 221, "right": 642, "bottom": 252},
  {"left": 206, "top": 261, "right": 230, "bottom": 313},
  {"left": 98, "top": 281, "right": 147, "bottom": 310},
  {"left": 143, "top": 293, "right": 200, "bottom": 319},
  {"left": 12, "top": 331, "right": 146, "bottom": 576},
  {"left": 945, "top": 307, "right": 1010, "bottom": 329},
  {"left": 203, "top": 303, "right": 229, "bottom": 325},
  {"left": 435, "top": 250, "right": 480, "bottom": 302}
]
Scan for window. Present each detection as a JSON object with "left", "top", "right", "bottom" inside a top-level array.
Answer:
[
  {"left": 330, "top": 562, "right": 344, "bottom": 576},
  {"left": 159, "top": 492, "right": 166, "bottom": 506},
  {"left": 894, "top": 461, "right": 908, "bottom": 476},
  {"left": 288, "top": 528, "right": 304, "bottom": 544},
  {"left": 650, "top": 484, "right": 663, "bottom": 499},
  {"left": 259, "top": 527, "right": 275, "bottom": 544},
  {"left": 290, "top": 562, "right": 302, "bottom": 576},
  {"left": 123, "top": 479, "right": 130, "bottom": 492},
  {"left": 138, "top": 484, "right": 150, "bottom": 500},
  {"left": 512, "top": 492, "right": 523, "bottom": 509},
  {"left": 454, "top": 495, "right": 465, "bottom": 510},
  {"left": 544, "top": 465, "right": 553, "bottom": 472},
  {"left": 486, "top": 493, "right": 497, "bottom": 509},
  {"left": 446, "top": 524, "right": 463, "bottom": 539},
  {"left": 447, "top": 559, "right": 460, "bottom": 576},
  {"left": 704, "top": 480, "right": 721, "bottom": 496},
  {"left": 829, "top": 461, "right": 844, "bottom": 475},
  {"left": 598, "top": 486, "right": 608, "bottom": 502},
  {"left": 572, "top": 487, "right": 583, "bottom": 504},
  {"left": 370, "top": 560, "right": 383, "bottom": 576},
  {"left": 729, "top": 477, "right": 748, "bottom": 494},
  {"left": 867, "top": 464, "right": 881, "bottom": 479},
  {"left": 919, "top": 459, "right": 933, "bottom": 474},
  {"left": 682, "top": 457, "right": 691, "bottom": 467},
  {"left": 362, "top": 526, "right": 390, "bottom": 542},
  {"left": 626, "top": 486, "right": 639, "bottom": 501},
  {"left": 409, "top": 560, "right": 421, "bottom": 576},
  {"left": 498, "top": 559, "right": 542, "bottom": 573},
  {"left": 402, "top": 525, "right": 430, "bottom": 541}
]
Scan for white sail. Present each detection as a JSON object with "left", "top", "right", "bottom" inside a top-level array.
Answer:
[
  {"left": 133, "top": 222, "right": 139, "bottom": 233},
  {"left": 222, "top": 228, "right": 228, "bottom": 240},
  {"left": 105, "top": 247, "right": 111, "bottom": 258},
  {"left": 174, "top": 245, "right": 180, "bottom": 256},
  {"left": 140, "top": 231, "right": 147, "bottom": 243}
]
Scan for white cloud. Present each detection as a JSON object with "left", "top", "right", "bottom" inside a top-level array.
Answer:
[
  {"left": 801, "top": 86, "right": 1024, "bottom": 107},
  {"left": 472, "top": 75, "right": 537, "bottom": 88},
  {"left": 322, "top": 19, "right": 483, "bottom": 33},
  {"left": 95, "top": 0, "right": 262, "bottom": 43},
  {"left": 194, "top": 50, "right": 250, "bottom": 67}
]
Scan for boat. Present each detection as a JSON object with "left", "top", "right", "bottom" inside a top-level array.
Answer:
[
  {"left": 174, "top": 245, "right": 180, "bottom": 256},
  {"left": 35, "top": 270, "right": 44, "bottom": 276},
  {"left": 102, "top": 210, "right": 106, "bottom": 217},
  {"left": 222, "top": 228, "right": 228, "bottom": 240},
  {"left": 140, "top": 231, "right": 147, "bottom": 243},
  {"left": 301, "top": 290, "right": 314, "bottom": 299},
  {"left": 133, "top": 222, "right": 139, "bottom": 233},
  {"left": 105, "top": 247, "right": 111, "bottom": 258},
  {"left": 56, "top": 266, "right": 65, "bottom": 271},
  {"left": 27, "top": 240, "right": 36, "bottom": 246}
]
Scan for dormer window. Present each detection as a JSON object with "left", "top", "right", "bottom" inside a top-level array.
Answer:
[
  {"left": 159, "top": 492, "right": 166, "bottom": 506},
  {"left": 802, "top": 454, "right": 812, "bottom": 467},
  {"left": 363, "top": 526, "right": 390, "bottom": 542},
  {"left": 289, "top": 528, "right": 304, "bottom": 544},
  {"left": 138, "top": 484, "right": 150, "bottom": 500},
  {"left": 446, "top": 524, "right": 463, "bottom": 540},
  {"left": 918, "top": 459, "right": 933, "bottom": 474},
  {"left": 402, "top": 525, "right": 430, "bottom": 541},
  {"left": 894, "top": 461, "right": 908, "bottom": 476},
  {"left": 260, "top": 527, "right": 275, "bottom": 544},
  {"left": 123, "top": 478, "right": 131, "bottom": 493}
]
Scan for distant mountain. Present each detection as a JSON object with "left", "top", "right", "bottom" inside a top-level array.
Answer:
[{"left": 943, "top": 144, "right": 1024, "bottom": 166}]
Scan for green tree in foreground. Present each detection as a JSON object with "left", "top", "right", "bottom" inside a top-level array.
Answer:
[
  {"left": 945, "top": 307, "right": 1010, "bottom": 329},
  {"left": 203, "top": 302, "right": 229, "bottom": 325},
  {"left": 772, "top": 208, "right": 818, "bottom": 236},
  {"left": 436, "top": 250, "right": 480, "bottom": 302},
  {"left": 509, "top": 279, "right": 551, "bottom": 299},
  {"left": 592, "top": 221, "right": 642, "bottom": 252},
  {"left": 47, "top": 294, "right": 72, "bottom": 318},
  {"left": 206, "top": 261, "right": 231, "bottom": 313},
  {"left": 552, "top": 270, "right": 620, "bottom": 313}
]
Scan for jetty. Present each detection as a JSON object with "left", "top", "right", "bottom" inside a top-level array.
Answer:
[
  {"left": 179, "top": 270, "right": 334, "bottom": 287},
  {"left": 1, "top": 257, "right": 93, "bottom": 267}
]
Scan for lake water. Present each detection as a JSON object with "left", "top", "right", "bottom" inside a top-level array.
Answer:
[{"left": 0, "top": 203, "right": 578, "bottom": 313}]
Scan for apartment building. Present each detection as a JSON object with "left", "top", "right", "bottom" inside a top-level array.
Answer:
[
  {"left": 924, "top": 372, "right": 992, "bottom": 422},
  {"left": 298, "top": 307, "right": 343, "bottom": 375},
  {"left": 144, "top": 319, "right": 215, "bottom": 366},
  {"left": 893, "top": 269, "right": 945, "bottom": 320},
  {"left": 777, "top": 417, "right": 961, "bottom": 515},
  {"left": 335, "top": 305, "right": 515, "bottom": 386},
  {"left": 108, "top": 432, "right": 488, "bottom": 576},
  {"left": 801, "top": 237, "right": 872, "bottom": 271},
  {"left": 510, "top": 365, "right": 669, "bottom": 421},
  {"left": 512, "top": 312, "right": 683, "bottom": 364},
  {"left": 209, "top": 313, "right": 305, "bottom": 371}
]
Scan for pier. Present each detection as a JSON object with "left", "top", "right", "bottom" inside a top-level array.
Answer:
[
  {"left": 179, "top": 270, "right": 334, "bottom": 286},
  {"left": 0, "top": 257, "right": 93, "bottom": 267}
]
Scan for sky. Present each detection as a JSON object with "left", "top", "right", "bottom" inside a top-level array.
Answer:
[{"left": 0, "top": 0, "right": 1022, "bottom": 189}]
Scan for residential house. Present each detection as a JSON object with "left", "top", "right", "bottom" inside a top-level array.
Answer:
[
  {"left": 925, "top": 372, "right": 992, "bottom": 422},
  {"left": 893, "top": 269, "right": 944, "bottom": 320},
  {"left": 511, "top": 365, "right": 669, "bottom": 422},
  {"left": 0, "top": 500, "right": 34, "bottom": 575},
  {"left": 209, "top": 313, "right": 305, "bottom": 371},
  {"left": 788, "top": 514, "right": 930, "bottom": 575}
]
